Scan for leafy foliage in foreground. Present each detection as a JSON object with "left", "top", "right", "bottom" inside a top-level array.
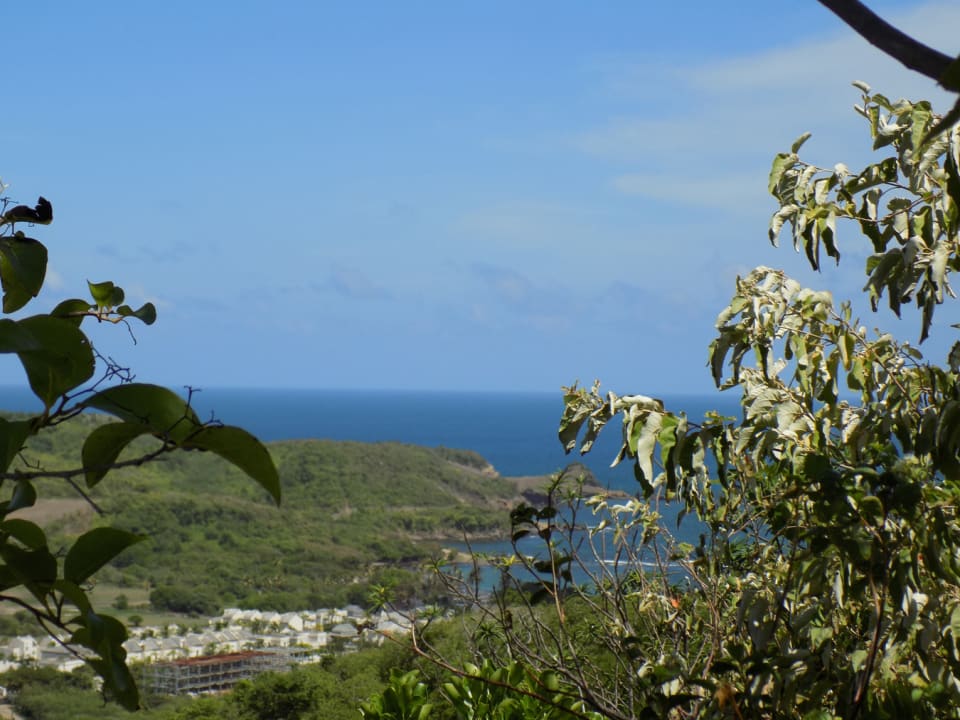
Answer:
[
  {"left": 0, "top": 189, "right": 279, "bottom": 708},
  {"left": 393, "top": 89, "right": 960, "bottom": 719}
]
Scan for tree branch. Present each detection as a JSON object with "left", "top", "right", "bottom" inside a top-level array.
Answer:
[
  {"left": 3, "top": 445, "right": 171, "bottom": 484},
  {"left": 817, "top": 0, "right": 953, "bottom": 81}
]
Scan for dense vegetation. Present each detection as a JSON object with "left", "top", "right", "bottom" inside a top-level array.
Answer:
[{"left": 0, "top": 646, "right": 408, "bottom": 720}]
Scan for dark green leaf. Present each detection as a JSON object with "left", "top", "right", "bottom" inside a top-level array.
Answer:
[
  {"left": 73, "top": 610, "right": 128, "bottom": 650},
  {"left": 84, "top": 383, "right": 201, "bottom": 443},
  {"left": 93, "top": 654, "right": 139, "bottom": 710},
  {"left": 116, "top": 302, "right": 157, "bottom": 325},
  {"left": 863, "top": 249, "right": 902, "bottom": 311},
  {"left": 50, "top": 298, "right": 92, "bottom": 326},
  {"left": 0, "top": 236, "right": 47, "bottom": 313},
  {"left": 64, "top": 527, "right": 145, "bottom": 584},
  {"left": 75, "top": 611, "right": 139, "bottom": 710},
  {"left": 0, "top": 544, "right": 57, "bottom": 586},
  {"left": 183, "top": 425, "right": 281, "bottom": 504},
  {"left": 81, "top": 422, "right": 154, "bottom": 487},
  {"left": 15, "top": 315, "right": 95, "bottom": 409},
  {"left": 0, "top": 417, "right": 32, "bottom": 472},
  {"left": 0, "top": 519, "right": 47, "bottom": 550},
  {"left": 950, "top": 342, "right": 960, "bottom": 374},
  {"left": 0, "top": 318, "right": 40, "bottom": 353},
  {"left": 52, "top": 579, "right": 93, "bottom": 614}
]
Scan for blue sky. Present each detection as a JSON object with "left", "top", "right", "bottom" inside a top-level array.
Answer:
[{"left": 2, "top": 1, "right": 958, "bottom": 395}]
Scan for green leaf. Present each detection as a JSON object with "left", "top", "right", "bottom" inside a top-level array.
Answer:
[
  {"left": 15, "top": 315, "right": 95, "bottom": 409},
  {"left": 709, "top": 333, "right": 733, "bottom": 387},
  {"left": 64, "top": 527, "right": 145, "bottom": 585},
  {"left": 73, "top": 610, "right": 128, "bottom": 651},
  {"left": 839, "top": 332, "right": 856, "bottom": 371},
  {"left": 950, "top": 604, "right": 960, "bottom": 640},
  {"left": 81, "top": 422, "right": 155, "bottom": 487},
  {"left": 84, "top": 383, "right": 202, "bottom": 443},
  {"left": 87, "top": 280, "right": 125, "bottom": 309},
  {"left": 0, "top": 544, "right": 57, "bottom": 586},
  {"left": 52, "top": 579, "right": 93, "bottom": 614},
  {"left": 75, "top": 612, "right": 139, "bottom": 710},
  {"left": 50, "top": 298, "right": 92, "bottom": 326},
  {"left": 182, "top": 426, "right": 279, "bottom": 505},
  {"left": 0, "top": 519, "right": 47, "bottom": 550},
  {"left": 116, "top": 302, "right": 157, "bottom": 325},
  {"left": 769, "top": 204, "right": 799, "bottom": 245},
  {"left": 863, "top": 249, "right": 902, "bottom": 311},
  {"left": 0, "top": 318, "right": 40, "bottom": 353},
  {"left": 540, "top": 670, "right": 560, "bottom": 692},
  {"left": 0, "top": 417, "right": 33, "bottom": 472},
  {"left": 8, "top": 480, "right": 36, "bottom": 513},
  {"left": 950, "top": 342, "right": 960, "bottom": 374},
  {"left": 769, "top": 152, "right": 797, "bottom": 194},
  {"left": 920, "top": 97, "right": 960, "bottom": 147},
  {"left": 791, "top": 131, "right": 812, "bottom": 154},
  {"left": 930, "top": 241, "right": 951, "bottom": 302},
  {"left": 630, "top": 411, "right": 663, "bottom": 487},
  {"left": 851, "top": 648, "right": 869, "bottom": 671},
  {"left": 0, "top": 236, "right": 47, "bottom": 313},
  {"left": 858, "top": 495, "right": 885, "bottom": 525}
]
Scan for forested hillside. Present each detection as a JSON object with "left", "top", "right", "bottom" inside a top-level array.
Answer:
[{"left": 7, "top": 412, "right": 522, "bottom": 612}]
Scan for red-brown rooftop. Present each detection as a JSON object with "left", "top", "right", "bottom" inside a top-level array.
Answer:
[{"left": 165, "top": 651, "right": 273, "bottom": 667}]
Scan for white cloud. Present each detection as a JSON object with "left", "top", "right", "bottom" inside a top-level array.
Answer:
[
  {"left": 611, "top": 171, "right": 764, "bottom": 214},
  {"left": 124, "top": 283, "right": 169, "bottom": 310},
  {"left": 43, "top": 268, "right": 64, "bottom": 291},
  {"left": 576, "top": 1, "right": 959, "bottom": 209},
  {"left": 454, "top": 201, "right": 607, "bottom": 252}
]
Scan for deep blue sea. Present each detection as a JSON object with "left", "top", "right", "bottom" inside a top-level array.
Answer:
[{"left": 0, "top": 386, "right": 740, "bottom": 494}]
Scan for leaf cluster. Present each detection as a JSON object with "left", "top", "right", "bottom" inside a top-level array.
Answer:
[
  {"left": 422, "top": 89, "right": 960, "bottom": 719},
  {"left": 0, "top": 188, "right": 280, "bottom": 708}
]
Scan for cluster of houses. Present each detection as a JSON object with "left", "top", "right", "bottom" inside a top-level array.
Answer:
[{"left": 0, "top": 604, "right": 415, "bottom": 679}]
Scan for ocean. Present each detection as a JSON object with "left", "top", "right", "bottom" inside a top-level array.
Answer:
[{"left": 0, "top": 386, "right": 740, "bottom": 493}]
